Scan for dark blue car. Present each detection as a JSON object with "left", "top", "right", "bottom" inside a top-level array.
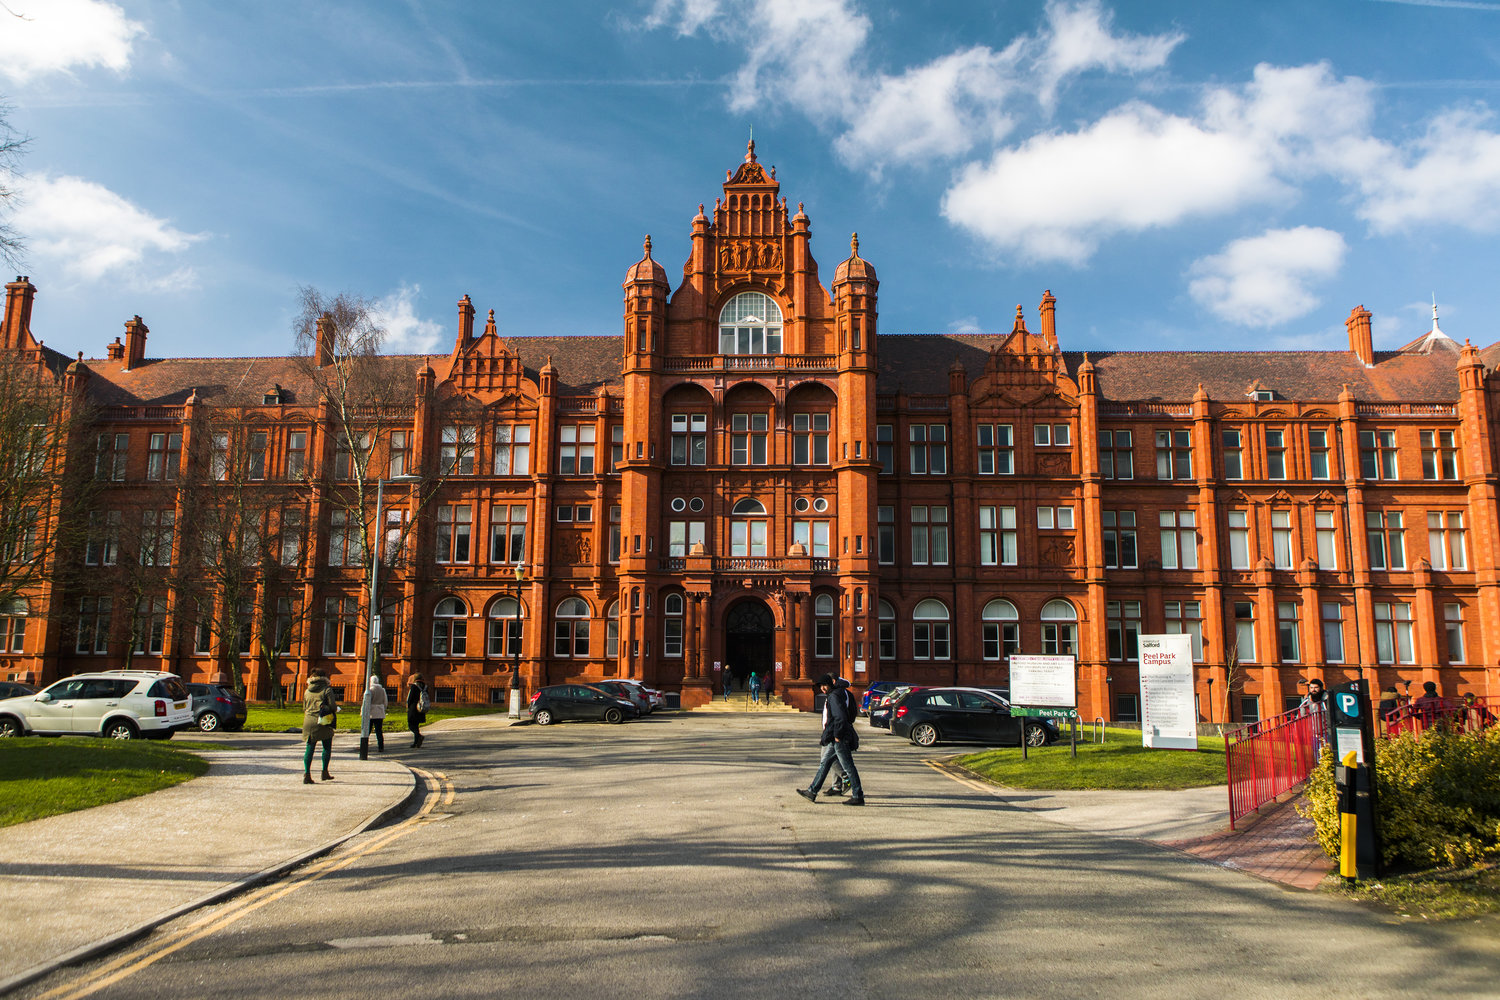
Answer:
[{"left": 860, "top": 681, "right": 899, "bottom": 715}]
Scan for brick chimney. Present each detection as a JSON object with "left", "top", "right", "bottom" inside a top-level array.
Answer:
[
  {"left": 1346, "top": 305, "right": 1374, "bottom": 368},
  {"left": 106, "top": 337, "right": 125, "bottom": 361},
  {"left": 1038, "top": 289, "right": 1057, "bottom": 350},
  {"left": 3, "top": 276, "right": 36, "bottom": 351},
  {"left": 123, "top": 316, "right": 148, "bottom": 370},
  {"left": 456, "top": 294, "right": 475, "bottom": 351},
  {"left": 315, "top": 313, "right": 335, "bottom": 368}
]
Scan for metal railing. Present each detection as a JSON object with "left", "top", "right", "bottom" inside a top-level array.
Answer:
[
  {"left": 1383, "top": 696, "right": 1496, "bottom": 738},
  {"left": 1224, "top": 708, "right": 1326, "bottom": 830}
]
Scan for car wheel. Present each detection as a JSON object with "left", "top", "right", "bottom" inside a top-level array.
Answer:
[
  {"left": 0, "top": 716, "right": 22, "bottom": 738},
  {"left": 104, "top": 720, "right": 138, "bottom": 740},
  {"left": 534, "top": 708, "right": 554, "bottom": 726},
  {"left": 197, "top": 712, "right": 221, "bottom": 733},
  {"left": 911, "top": 722, "right": 939, "bottom": 747},
  {"left": 604, "top": 707, "right": 624, "bottom": 725},
  {"left": 1024, "top": 723, "right": 1048, "bottom": 748}
]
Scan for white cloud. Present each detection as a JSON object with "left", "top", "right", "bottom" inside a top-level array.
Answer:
[
  {"left": 14, "top": 174, "right": 203, "bottom": 288},
  {"left": 371, "top": 285, "right": 445, "bottom": 353},
  {"left": 0, "top": 0, "right": 145, "bottom": 84},
  {"left": 1034, "top": 0, "right": 1183, "bottom": 109},
  {"left": 948, "top": 315, "right": 982, "bottom": 335},
  {"left": 1187, "top": 227, "right": 1346, "bottom": 327},
  {"left": 1345, "top": 107, "right": 1500, "bottom": 233}
]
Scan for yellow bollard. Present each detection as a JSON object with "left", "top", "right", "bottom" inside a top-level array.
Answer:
[{"left": 1339, "top": 750, "right": 1358, "bottom": 884}]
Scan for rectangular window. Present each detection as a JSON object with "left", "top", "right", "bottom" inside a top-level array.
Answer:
[
  {"left": 1359, "top": 430, "right": 1398, "bottom": 480},
  {"left": 286, "top": 431, "right": 307, "bottom": 478},
  {"left": 730, "top": 413, "right": 769, "bottom": 466},
  {"left": 1115, "top": 694, "right": 1140, "bottom": 723},
  {"left": 1038, "top": 506, "right": 1075, "bottom": 531},
  {"left": 1366, "top": 510, "right": 1406, "bottom": 570},
  {"left": 1427, "top": 511, "right": 1467, "bottom": 570},
  {"left": 912, "top": 621, "right": 951, "bottom": 660},
  {"left": 145, "top": 432, "right": 181, "bottom": 482},
  {"left": 1322, "top": 602, "right": 1344, "bottom": 662},
  {"left": 1101, "top": 511, "right": 1137, "bottom": 569},
  {"left": 95, "top": 432, "right": 129, "bottom": 481},
  {"left": 76, "top": 596, "right": 112, "bottom": 654},
  {"left": 610, "top": 425, "right": 624, "bottom": 472},
  {"left": 608, "top": 506, "right": 621, "bottom": 563},
  {"left": 436, "top": 505, "right": 472, "bottom": 564},
  {"left": 669, "top": 520, "right": 707, "bottom": 557},
  {"left": 877, "top": 506, "right": 896, "bottom": 565},
  {"left": 730, "top": 520, "right": 769, "bottom": 557},
  {"left": 909, "top": 424, "right": 949, "bottom": 475},
  {"left": 558, "top": 424, "right": 596, "bottom": 475},
  {"left": 1234, "top": 601, "right": 1256, "bottom": 663},
  {"left": 790, "top": 521, "right": 830, "bottom": 558},
  {"left": 441, "top": 425, "right": 476, "bottom": 475},
  {"left": 1375, "top": 602, "right": 1414, "bottom": 664},
  {"left": 1265, "top": 429, "right": 1286, "bottom": 480},
  {"left": 1240, "top": 697, "right": 1261, "bottom": 725},
  {"left": 328, "top": 509, "right": 363, "bottom": 567},
  {"left": 1222, "top": 429, "right": 1242, "bottom": 480},
  {"left": 85, "top": 510, "right": 123, "bottom": 567},
  {"left": 1421, "top": 430, "right": 1459, "bottom": 480},
  {"left": 322, "top": 596, "right": 359, "bottom": 656},
  {"left": 978, "top": 506, "right": 1018, "bottom": 566},
  {"left": 280, "top": 508, "right": 303, "bottom": 567},
  {"left": 493, "top": 424, "right": 532, "bottom": 475},
  {"left": 876, "top": 424, "right": 894, "bottom": 474},
  {"left": 910, "top": 506, "right": 950, "bottom": 565},
  {"left": 1271, "top": 510, "right": 1293, "bottom": 570},
  {"left": 1099, "top": 429, "right": 1133, "bottom": 480},
  {"left": 1159, "top": 510, "right": 1197, "bottom": 569},
  {"left": 977, "top": 424, "right": 1014, "bottom": 475},
  {"left": 792, "top": 413, "right": 831, "bottom": 465},
  {"left": 1308, "top": 429, "right": 1331, "bottom": 479},
  {"left": 209, "top": 432, "right": 229, "bottom": 481},
  {"left": 670, "top": 413, "right": 709, "bottom": 466},
  {"left": 132, "top": 598, "right": 168, "bottom": 655},
  {"left": 1155, "top": 429, "right": 1192, "bottom": 479},
  {"left": 1164, "top": 600, "right": 1204, "bottom": 661},
  {"left": 140, "top": 510, "right": 175, "bottom": 566},
  {"left": 1034, "top": 424, "right": 1051, "bottom": 446},
  {"left": 388, "top": 430, "right": 409, "bottom": 478},
  {"left": 1445, "top": 603, "right": 1466, "bottom": 664},
  {"left": 1315, "top": 511, "right": 1337, "bottom": 570},
  {"left": 982, "top": 614, "right": 1019, "bottom": 661},
  {"left": 1277, "top": 602, "right": 1300, "bottom": 662},
  {"left": 333, "top": 432, "right": 370, "bottom": 480},
  {"left": 1107, "top": 600, "right": 1142, "bottom": 661}
]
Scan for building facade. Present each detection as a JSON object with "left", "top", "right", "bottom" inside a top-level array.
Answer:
[{"left": 2, "top": 143, "right": 1498, "bottom": 719}]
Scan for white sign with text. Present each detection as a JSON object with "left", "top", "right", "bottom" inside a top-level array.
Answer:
[
  {"left": 1138, "top": 634, "right": 1197, "bottom": 750},
  {"left": 1009, "top": 655, "right": 1076, "bottom": 708}
]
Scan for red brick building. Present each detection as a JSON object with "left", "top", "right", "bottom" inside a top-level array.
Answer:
[{"left": 2, "top": 143, "right": 1496, "bottom": 719}]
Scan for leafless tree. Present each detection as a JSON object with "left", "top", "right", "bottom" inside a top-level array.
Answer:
[{"left": 0, "top": 101, "right": 28, "bottom": 270}]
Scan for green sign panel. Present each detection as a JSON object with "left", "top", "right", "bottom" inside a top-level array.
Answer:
[{"left": 1012, "top": 706, "right": 1078, "bottom": 720}]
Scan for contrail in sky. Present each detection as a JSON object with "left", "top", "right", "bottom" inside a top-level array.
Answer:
[{"left": 1367, "top": 0, "right": 1500, "bottom": 10}]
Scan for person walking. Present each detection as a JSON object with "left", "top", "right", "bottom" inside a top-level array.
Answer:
[
  {"left": 365, "top": 675, "right": 388, "bottom": 752},
  {"left": 749, "top": 670, "right": 761, "bottom": 705},
  {"left": 407, "top": 673, "right": 430, "bottom": 748},
  {"left": 795, "top": 674, "right": 864, "bottom": 806},
  {"left": 722, "top": 671, "right": 732, "bottom": 702},
  {"left": 301, "top": 668, "right": 337, "bottom": 784}
]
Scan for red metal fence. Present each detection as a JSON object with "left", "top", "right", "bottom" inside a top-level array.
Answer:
[
  {"left": 1225, "top": 708, "right": 1325, "bottom": 830},
  {"left": 1383, "top": 696, "right": 1496, "bottom": 738}
]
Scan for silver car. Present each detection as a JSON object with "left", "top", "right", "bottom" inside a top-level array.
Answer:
[{"left": 0, "top": 670, "right": 193, "bottom": 739}]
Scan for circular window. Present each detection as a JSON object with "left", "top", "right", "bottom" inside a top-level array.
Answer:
[
  {"left": 670, "top": 497, "right": 686, "bottom": 512},
  {"left": 812, "top": 497, "right": 829, "bottom": 513},
  {"left": 689, "top": 497, "right": 704, "bottom": 512},
  {"left": 794, "top": 497, "right": 810, "bottom": 513}
]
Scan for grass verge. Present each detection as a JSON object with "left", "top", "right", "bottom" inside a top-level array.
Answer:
[
  {"left": 1328, "top": 865, "right": 1500, "bottom": 921},
  {"left": 240, "top": 704, "right": 502, "bottom": 733},
  {"left": 0, "top": 739, "right": 209, "bottom": 827},
  {"left": 952, "top": 727, "right": 1227, "bottom": 790}
]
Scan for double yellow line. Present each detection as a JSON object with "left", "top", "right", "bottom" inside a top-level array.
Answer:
[{"left": 36, "top": 768, "right": 454, "bottom": 1000}]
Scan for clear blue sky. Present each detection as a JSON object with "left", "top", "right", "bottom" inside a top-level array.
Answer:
[{"left": 4, "top": 0, "right": 1500, "bottom": 362}]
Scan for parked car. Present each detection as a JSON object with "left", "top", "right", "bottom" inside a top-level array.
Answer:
[
  {"left": 869, "top": 685, "right": 927, "bottom": 730},
  {"left": 187, "top": 682, "right": 247, "bottom": 732},
  {"left": 0, "top": 681, "right": 35, "bottom": 700},
  {"left": 593, "top": 680, "right": 653, "bottom": 716},
  {"left": 610, "top": 678, "right": 666, "bottom": 711},
  {"left": 891, "top": 687, "right": 1059, "bottom": 748},
  {"left": 860, "top": 681, "right": 899, "bottom": 715},
  {"left": 0, "top": 670, "right": 193, "bottom": 739},
  {"left": 528, "top": 684, "right": 641, "bottom": 726}
]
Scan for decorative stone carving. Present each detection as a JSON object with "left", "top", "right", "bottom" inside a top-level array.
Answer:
[{"left": 719, "top": 240, "right": 783, "bottom": 273}]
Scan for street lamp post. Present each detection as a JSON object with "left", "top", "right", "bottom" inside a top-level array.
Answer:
[
  {"left": 360, "top": 474, "right": 421, "bottom": 761},
  {"left": 509, "top": 563, "right": 525, "bottom": 719}
]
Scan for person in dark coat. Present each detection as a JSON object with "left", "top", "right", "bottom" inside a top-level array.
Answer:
[
  {"left": 407, "top": 674, "right": 429, "bottom": 748},
  {"left": 301, "top": 668, "right": 337, "bottom": 784},
  {"left": 796, "top": 674, "right": 864, "bottom": 805}
]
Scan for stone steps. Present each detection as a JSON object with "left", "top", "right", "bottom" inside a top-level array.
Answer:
[{"left": 691, "top": 692, "right": 801, "bottom": 713}]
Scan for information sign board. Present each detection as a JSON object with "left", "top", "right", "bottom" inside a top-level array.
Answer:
[
  {"left": 1138, "top": 634, "right": 1197, "bottom": 750},
  {"left": 1011, "top": 706, "right": 1078, "bottom": 720},
  {"left": 1010, "top": 655, "right": 1076, "bottom": 709}
]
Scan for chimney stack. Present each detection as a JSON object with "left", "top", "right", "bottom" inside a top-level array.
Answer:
[
  {"left": 1039, "top": 289, "right": 1057, "bottom": 350},
  {"left": 315, "top": 313, "right": 336, "bottom": 368},
  {"left": 3, "top": 276, "right": 36, "bottom": 351},
  {"left": 106, "top": 337, "right": 125, "bottom": 361},
  {"left": 457, "top": 295, "right": 475, "bottom": 350},
  {"left": 123, "top": 316, "right": 148, "bottom": 370},
  {"left": 1346, "top": 305, "right": 1374, "bottom": 368}
]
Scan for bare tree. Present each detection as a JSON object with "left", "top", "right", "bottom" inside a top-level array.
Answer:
[{"left": 0, "top": 101, "right": 27, "bottom": 270}]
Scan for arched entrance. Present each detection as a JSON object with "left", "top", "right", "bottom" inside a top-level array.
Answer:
[{"left": 723, "top": 599, "right": 774, "bottom": 691}]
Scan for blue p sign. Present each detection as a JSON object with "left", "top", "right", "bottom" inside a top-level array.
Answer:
[{"left": 1336, "top": 692, "right": 1360, "bottom": 718}]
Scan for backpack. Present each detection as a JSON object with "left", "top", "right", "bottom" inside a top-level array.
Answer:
[{"left": 418, "top": 688, "right": 430, "bottom": 713}]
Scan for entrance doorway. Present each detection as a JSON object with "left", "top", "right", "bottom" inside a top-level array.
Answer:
[{"left": 723, "top": 600, "right": 774, "bottom": 692}]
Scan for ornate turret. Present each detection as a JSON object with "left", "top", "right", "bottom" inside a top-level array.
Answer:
[
  {"left": 832, "top": 232, "right": 878, "bottom": 355},
  {"left": 623, "top": 235, "right": 669, "bottom": 364}
]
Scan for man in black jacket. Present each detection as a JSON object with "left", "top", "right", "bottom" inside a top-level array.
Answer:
[{"left": 796, "top": 674, "right": 865, "bottom": 806}]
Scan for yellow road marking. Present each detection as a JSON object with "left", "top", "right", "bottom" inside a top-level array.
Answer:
[
  {"left": 922, "top": 758, "right": 994, "bottom": 794},
  {"left": 37, "top": 769, "right": 452, "bottom": 1000}
]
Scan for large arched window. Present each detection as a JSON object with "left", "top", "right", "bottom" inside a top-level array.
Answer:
[
  {"left": 1041, "top": 599, "right": 1078, "bottom": 656},
  {"left": 731, "top": 497, "right": 769, "bottom": 556},
  {"left": 878, "top": 600, "right": 896, "bottom": 660},
  {"left": 486, "top": 597, "right": 523, "bottom": 658},
  {"left": 664, "top": 593, "right": 684, "bottom": 658},
  {"left": 432, "top": 597, "right": 468, "bottom": 657},
  {"left": 982, "top": 599, "right": 1019, "bottom": 661},
  {"left": 814, "top": 593, "right": 836, "bottom": 658},
  {"left": 719, "top": 291, "right": 783, "bottom": 355},
  {"left": 554, "top": 597, "right": 591, "bottom": 658},
  {"left": 913, "top": 599, "right": 950, "bottom": 660}
]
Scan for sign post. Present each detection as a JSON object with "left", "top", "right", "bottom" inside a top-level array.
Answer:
[
  {"left": 1009, "top": 654, "right": 1077, "bottom": 759},
  {"left": 1138, "top": 634, "right": 1197, "bottom": 750},
  {"left": 1329, "top": 678, "right": 1383, "bottom": 877}
]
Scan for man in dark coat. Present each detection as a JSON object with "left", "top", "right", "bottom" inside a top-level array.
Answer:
[
  {"left": 407, "top": 674, "right": 429, "bottom": 748},
  {"left": 796, "top": 674, "right": 864, "bottom": 806}
]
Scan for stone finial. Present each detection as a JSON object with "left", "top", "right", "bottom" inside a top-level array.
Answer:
[
  {"left": 850, "top": 232, "right": 860, "bottom": 257},
  {"left": 643, "top": 235, "right": 653, "bottom": 258},
  {"left": 746, "top": 136, "right": 756, "bottom": 162}
]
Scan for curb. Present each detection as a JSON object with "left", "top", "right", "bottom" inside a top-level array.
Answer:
[{"left": 0, "top": 763, "right": 422, "bottom": 997}]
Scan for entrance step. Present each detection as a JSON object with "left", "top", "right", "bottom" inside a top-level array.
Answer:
[{"left": 691, "top": 692, "right": 802, "bottom": 714}]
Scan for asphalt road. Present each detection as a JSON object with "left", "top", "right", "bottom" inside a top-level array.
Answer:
[{"left": 21, "top": 714, "right": 1500, "bottom": 1000}]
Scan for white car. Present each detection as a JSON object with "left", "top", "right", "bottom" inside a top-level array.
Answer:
[
  {"left": 0, "top": 670, "right": 194, "bottom": 739},
  {"left": 613, "top": 678, "right": 666, "bottom": 711}
]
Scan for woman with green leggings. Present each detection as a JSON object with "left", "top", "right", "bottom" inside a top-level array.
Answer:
[{"left": 302, "top": 668, "right": 337, "bottom": 784}]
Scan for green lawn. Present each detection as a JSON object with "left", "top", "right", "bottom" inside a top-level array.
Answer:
[
  {"left": 1332, "top": 866, "right": 1500, "bottom": 921},
  {"left": 240, "top": 703, "right": 503, "bottom": 733},
  {"left": 0, "top": 739, "right": 209, "bottom": 827},
  {"left": 951, "top": 727, "right": 1228, "bottom": 790}
]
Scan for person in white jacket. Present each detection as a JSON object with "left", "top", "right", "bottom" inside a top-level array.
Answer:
[{"left": 365, "top": 676, "right": 389, "bottom": 753}]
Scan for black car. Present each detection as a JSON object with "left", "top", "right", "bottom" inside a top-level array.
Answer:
[
  {"left": 0, "top": 681, "right": 35, "bottom": 700},
  {"left": 891, "top": 687, "right": 1058, "bottom": 748},
  {"left": 528, "top": 684, "right": 640, "bottom": 726},
  {"left": 186, "top": 683, "right": 247, "bottom": 732}
]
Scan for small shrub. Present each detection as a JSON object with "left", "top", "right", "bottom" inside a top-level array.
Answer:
[{"left": 1300, "top": 725, "right": 1500, "bottom": 868}]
